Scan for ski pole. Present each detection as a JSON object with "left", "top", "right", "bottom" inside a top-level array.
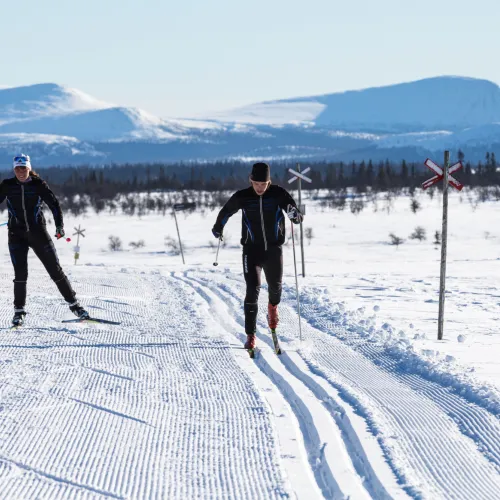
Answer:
[
  {"left": 290, "top": 221, "right": 303, "bottom": 342},
  {"left": 56, "top": 232, "right": 72, "bottom": 243},
  {"left": 213, "top": 237, "right": 222, "bottom": 267}
]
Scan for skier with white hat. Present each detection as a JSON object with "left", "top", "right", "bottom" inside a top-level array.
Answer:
[{"left": 0, "top": 154, "right": 89, "bottom": 326}]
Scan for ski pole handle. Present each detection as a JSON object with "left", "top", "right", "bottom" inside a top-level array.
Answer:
[
  {"left": 213, "top": 237, "right": 222, "bottom": 266},
  {"left": 56, "top": 234, "right": 72, "bottom": 243}
]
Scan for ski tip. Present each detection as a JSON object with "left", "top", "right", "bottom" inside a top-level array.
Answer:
[{"left": 62, "top": 318, "right": 121, "bottom": 325}]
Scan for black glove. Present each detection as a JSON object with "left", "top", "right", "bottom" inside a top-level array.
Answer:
[
  {"left": 212, "top": 227, "right": 223, "bottom": 240},
  {"left": 286, "top": 205, "right": 303, "bottom": 224},
  {"left": 55, "top": 226, "right": 65, "bottom": 239}
]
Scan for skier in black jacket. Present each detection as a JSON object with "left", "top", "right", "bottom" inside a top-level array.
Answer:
[
  {"left": 0, "top": 154, "right": 89, "bottom": 326},
  {"left": 212, "top": 162, "right": 303, "bottom": 350}
]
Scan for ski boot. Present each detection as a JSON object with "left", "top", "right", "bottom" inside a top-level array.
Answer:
[
  {"left": 12, "top": 310, "right": 26, "bottom": 327},
  {"left": 244, "top": 334, "right": 257, "bottom": 357},
  {"left": 267, "top": 303, "right": 279, "bottom": 330},
  {"left": 267, "top": 304, "right": 282, "bottom": 354},
  {"left": 244, "top": 334, "right": 256, "bottom": 350},
  {"left": 69, "top": 302, "right": 90, "bottom": 320}
]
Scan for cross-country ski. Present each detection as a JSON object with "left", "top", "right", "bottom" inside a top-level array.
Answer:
[
  {"left": 270, "top": 329, "right": 282, "bottom": 355},
  {"left": 61, "top": 317, "right": 122, "bottom": 325}
]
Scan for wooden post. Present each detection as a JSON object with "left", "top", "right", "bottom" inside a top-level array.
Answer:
[
  {"left": 74, "top": 231, "right": 80, "bottom": 266},
  {"left": 173, "top": 210, "right": 185, "bottom": 264},
  {"left": 72, "top": 225, "right": 85, "bottom": 265},
  {"left": 296, "top": 163, "right": 306, "bottom": 277},
  {"left": 438, "top": 150, "right": 450, "bottom": 340}
]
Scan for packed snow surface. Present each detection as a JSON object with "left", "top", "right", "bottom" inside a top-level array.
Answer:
[{"left": 0, "top": 189, "right": 499, "bottom": 499}]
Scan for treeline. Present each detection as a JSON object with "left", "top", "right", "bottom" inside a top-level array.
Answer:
[
  {"left": 0, "top": 152, "right": 498, "bottom": 198},
  {"left": 0, "top": 153, "right": 498, "bottom": 218}
]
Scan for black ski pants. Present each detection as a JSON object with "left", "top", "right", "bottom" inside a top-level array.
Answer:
[
  {"left": 242, "top": 245, "right": 283, "bottom": 334},
  {"left": 8, "top": 227, "right": 76, "bottom": 310}
]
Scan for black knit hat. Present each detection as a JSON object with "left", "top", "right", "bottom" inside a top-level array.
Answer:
[{"left": 251, "top": 162, "right": 270, "bottom": 182}]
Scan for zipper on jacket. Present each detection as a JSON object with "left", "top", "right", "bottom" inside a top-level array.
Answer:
[
  {"left": 21, "top": 184, "right": 30, "bottom": 232},
  {"left": 259, "top": 196, "right": 267, "bottom": 251}
]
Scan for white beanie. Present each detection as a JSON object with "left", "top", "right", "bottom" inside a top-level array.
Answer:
[{"left": 13, "top": 154, "right": 31, "bottom": 171}]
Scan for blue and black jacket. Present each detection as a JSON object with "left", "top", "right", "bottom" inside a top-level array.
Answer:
[
  {"left": 213, "top": 185, "right": 302, "bottom": 249},
  {"left": 0, "top": 176, "right": 63, "bottom": 231}
]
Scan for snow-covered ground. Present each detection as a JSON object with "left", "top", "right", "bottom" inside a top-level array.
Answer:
[{"left": 0, "top": 189, "right": 499, "bottom": 499}]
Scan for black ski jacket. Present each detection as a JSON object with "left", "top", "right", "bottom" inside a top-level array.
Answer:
[
  {"left": 213, "top": 185, "right": 301, "bottom": 249},
  {"left": 0, "top": 177, "right": 63, "bottom": 231}
]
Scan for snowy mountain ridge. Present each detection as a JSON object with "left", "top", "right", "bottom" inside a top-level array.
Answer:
[
  {"left": 1, "top": 77, "right": 500, "bottom": 167},
  {"left": 214, "top": 76, "right": 500, "bottom": 130},
  {"left": 0, "top": 83, "right": 113, "bottom": 125}
]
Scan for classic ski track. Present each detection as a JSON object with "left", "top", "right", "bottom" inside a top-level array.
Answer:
[
  {"left": 172, "top": 273, "right": 325, "bottom": 500},
  {"left": 190, "top": 269, "right": 500, "bottom": 499},
  {"left": 290, "top": 286, "right": 500, "bottom": 470},
  {"left": 183, "top": 271, "right": 407, "bottom": 500},
  {"left": 0, "top": 269, "right": 296, "bottom": 499},
  {"left": 177, "top": 271, "right": 383, "bottom": 500}
]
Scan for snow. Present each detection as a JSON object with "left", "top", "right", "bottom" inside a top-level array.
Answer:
[
  {"left": 2, "top": 78, "right": 500, "bottom": 165},
  {"left": 0, "top": 84, "right": 113, "bottom": 125},
  {"left": 0, "top": 107, "right": 194, "bottom": 143},
  {"left": 0, "top": 85, "right": 193, "bottom": 143},
  {"left": 0, "top": 133, "right": 105, "bottom": 158},
  {"left": 376, "top": 130, "right": 454, "bottom": 149},
  {"left": 0, "top": 187, "right": 498, "bottom": 498},
  {"left": 0, "top": 132, "right": 81, "bottom": 145},
  {"left": 209, "top": 101, "right": 326, "bottom": 126},
  {"left": 452, "top": 123, "right": 500, "bottom": 146},
  {"left": 205, "top": 76, "right": 500, "bottom": 131}
]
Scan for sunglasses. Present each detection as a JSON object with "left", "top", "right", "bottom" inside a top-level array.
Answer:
[{"left": 14, "top": 166, "right": 28, "bottom": 170}]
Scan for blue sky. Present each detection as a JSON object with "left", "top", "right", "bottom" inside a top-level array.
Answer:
[{"left": 2, "top": 0, "right": 499, "bottom": 118}]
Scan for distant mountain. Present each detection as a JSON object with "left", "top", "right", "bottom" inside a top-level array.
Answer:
[
  {"left": 0, "top": 77, "right": 499, "bottom": 168},
  {"left": 0, "top": 106, "right": 196, "bottom": 142},
  {"left": 211, "top": 76, "right": 500, "bottom": 131},
  {"left": 0, "top": 83, "right": 113, "bottom": 125}
]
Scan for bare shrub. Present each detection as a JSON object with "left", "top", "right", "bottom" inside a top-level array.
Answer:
[
  {"left": 305, "top": 227, "right": 314, "bottom": 245},
  {"left": 165, "top": 236, "right": 180, "bottom": 255},
  {"left": 409, "top": 226, "right": 426, "bottom": 241},
  {"left": 350, "top": 199, "right": 365, "bottom": 215},
  {"left": 433, "top": 231, "right": 441, "bottom": 246},
  {"left": 108, "top": 235, "right": 123, "bottom": 251},
  {"left": 389, "top": 233, "right": 404, "bottom": 247},
  {"left": 410, "top": 198, "right": 421, "bottom": 214},
  {"left": 129, "top": 240, "right": 145, "bottom": 249}
]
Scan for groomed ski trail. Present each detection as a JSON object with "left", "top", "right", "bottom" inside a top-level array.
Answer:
[
  {"left": 175, "top": 271, "right": 408, "bottom": 500},
  {"left": 0, "top": 268, "right": 295, "bottom": 499},
  {"left": 184, "top": 268, "right": 500, "bottom": 500}
]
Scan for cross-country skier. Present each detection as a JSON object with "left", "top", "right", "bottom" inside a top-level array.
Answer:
[
  {"left": 212, "top": 162, "right": 303, "bottom": 350},
  {"left": 0, "top": 154, "right": 89, "bottom": 326}
]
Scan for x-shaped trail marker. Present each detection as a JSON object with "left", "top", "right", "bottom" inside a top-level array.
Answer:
[{"left": 422, "top": 158, "right": 463, "bottom": 191}]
